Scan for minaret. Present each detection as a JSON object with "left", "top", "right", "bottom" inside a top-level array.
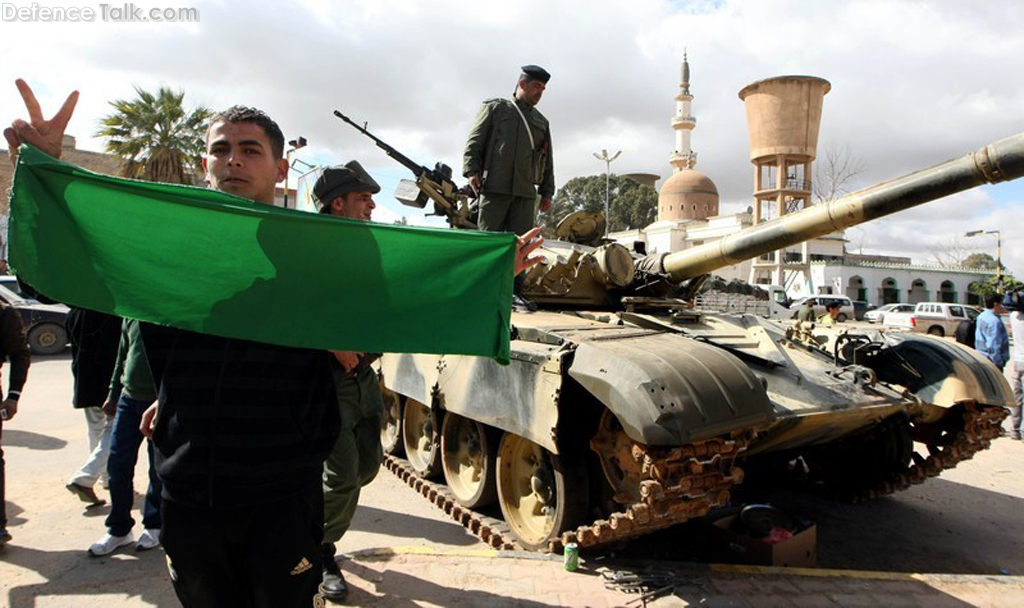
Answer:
[
  {"left": 669, "top": 51, "right": 697, "bottom": 172},
  {"left": 658, "top": 52, "right": 719, "bottom": 223}
]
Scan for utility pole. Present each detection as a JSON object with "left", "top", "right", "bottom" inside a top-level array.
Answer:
[
  {"left": 592, "top": 149, "right": 621, "bottom": 234},
  {"left": 284, "top": 136, "right": 307, "bottom": 208},
  {"left": 965, "top": 229, "right": 1003, "bottom": 287}
]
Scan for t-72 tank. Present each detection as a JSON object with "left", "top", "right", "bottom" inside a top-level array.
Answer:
[{"left": 376, "top": 132, "right": 1024, "bottom": 552}]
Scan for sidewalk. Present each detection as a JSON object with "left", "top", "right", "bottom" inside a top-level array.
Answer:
[{"left": 339, "top": 547, "right": 1024, "bottom": 607}]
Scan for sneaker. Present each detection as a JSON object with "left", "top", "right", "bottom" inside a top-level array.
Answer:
[
  {"left": 66, "top": 482, "right": 106, "bottom": 506},
  {"left": 321, "top": 557, "right": 349, "bottom": 603},
  {"left": 136, "top": 529, "right": 161, "bottom": 551},
  {"left": 0, "top": 529, "right": 11, "bottom": 547},
  {"left": 1012, "top": 431, "right": 1022, "bottom": 441},
  {"left": 88, "top": 532, "right": 135, "bottom": 556}
]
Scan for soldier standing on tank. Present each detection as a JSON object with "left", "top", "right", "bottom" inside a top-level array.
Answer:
[
  {"left": 463, "top": 64, "right": 555, "bottom": 310},
  {"left": 314, "top": 162, "right": 386, "bottom": 603}
]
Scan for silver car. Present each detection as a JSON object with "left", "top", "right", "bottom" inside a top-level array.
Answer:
[{"left": 864, "top": 303, "right": 915, "bottom": 324}]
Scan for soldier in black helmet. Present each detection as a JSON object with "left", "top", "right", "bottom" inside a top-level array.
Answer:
[{"left": 464, "top": 65, "right": 556, "bottom": 310}]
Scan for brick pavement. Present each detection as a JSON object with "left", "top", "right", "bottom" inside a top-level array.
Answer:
[{"left": 338, "top": 548, "right": 1024, "bottom": 607}]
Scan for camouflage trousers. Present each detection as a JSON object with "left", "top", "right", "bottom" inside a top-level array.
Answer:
[
  {"left": 322, "top": 365, "right": 384, "bottom": 546},
  {"left": 477, "top": 192, "right": 537, "bottom": 236}
]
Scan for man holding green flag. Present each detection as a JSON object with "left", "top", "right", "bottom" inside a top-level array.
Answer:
[{"left": 5, "top": 79, "right": 543, "bottom": 607}]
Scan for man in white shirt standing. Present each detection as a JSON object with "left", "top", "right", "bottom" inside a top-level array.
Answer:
[{"left": 1003, "top": 291, "right": 1024, "bottom": 440}]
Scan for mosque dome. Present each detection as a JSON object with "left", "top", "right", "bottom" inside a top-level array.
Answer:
[{"left": 658, "top": 169, "right": 719, "bottom": 221}]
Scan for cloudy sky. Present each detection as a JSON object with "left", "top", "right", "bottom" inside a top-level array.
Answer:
[{"left": 3, "top": 0, "right": 1023, "bottom": 274}]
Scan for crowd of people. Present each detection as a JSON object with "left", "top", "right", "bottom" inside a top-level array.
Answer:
[{"left": 1, "top": 65, "right": 552, "bottom": 607}]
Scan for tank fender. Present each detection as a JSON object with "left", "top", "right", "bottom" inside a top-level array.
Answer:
[
  {"left": 867, "top": 333, "right": 1013, "bottom": 407},
  {"left": 567, "top": 332, "right": 775, "bottom": 445}
]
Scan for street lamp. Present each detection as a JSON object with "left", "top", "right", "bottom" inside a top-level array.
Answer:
[
  {"left": 284, "top": 136, "right": 308, "bottom": 208},
  {"left": 592, "top": 149, "right": 622, "bottom": 234},
  {"left": 965, "top": 229, "right": 1002, "bottom": 286}
]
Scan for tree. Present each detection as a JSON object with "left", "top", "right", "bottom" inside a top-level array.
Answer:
[
  {"left": 927, "top": 236, "right": 973, "bottom": 268},
  {"left": 812, "top": 142, "right": 866, "bottom": 204},
  {"left": 97, "top": 86, "right": 211, "bottom": 185},
  {"left": 970, "top": 275, "right": 1023, "bottom": 297},
  {"left": 961, "top": 252, "right": 1002, "bottom": 270},
  {"left": 541, "top": 174, "right": 657, "bottom": 233}
]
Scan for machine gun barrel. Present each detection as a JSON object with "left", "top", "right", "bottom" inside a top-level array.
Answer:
[
  {"left": 333, "top": 109, "right": 478, "bottom": 229},
  {"left": 661, "top": 132, "right": 1024, "bottom": 281},
  {"left": 333, "top": 110, "right": 429, "bottom": 177}
]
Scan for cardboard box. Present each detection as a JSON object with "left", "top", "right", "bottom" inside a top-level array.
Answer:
[{"left": 710, "top": 514, "right": 817, "bottom": 567}]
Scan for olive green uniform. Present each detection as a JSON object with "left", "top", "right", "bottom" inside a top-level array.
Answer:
[
  {"left": 463, "top": 97, "right": 555, "bottom": 234},
  {"left": 322, "top": 363, "right": 384, "bottom": 547},
  {"left": 797, "top": 304, "right": 815, "bottom": 323}
]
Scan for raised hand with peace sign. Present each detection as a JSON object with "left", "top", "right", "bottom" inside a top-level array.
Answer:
[{"left": 4, "top": 79, "right": 79, "bottom": 166}]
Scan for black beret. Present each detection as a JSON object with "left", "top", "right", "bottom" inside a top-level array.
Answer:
[
  {"left": 314, "top": 160, "right": 381, "bottom": 207},
  {"left": 521, "top": 65, "right": 551, "bottom": 83}
]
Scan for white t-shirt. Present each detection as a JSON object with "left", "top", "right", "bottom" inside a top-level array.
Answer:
[{"left": 1009, "top": 311, "right": 1024, "bottom": 365}]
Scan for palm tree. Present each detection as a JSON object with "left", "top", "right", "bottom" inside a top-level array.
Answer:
[{"left": 97, "top": 86, "right": 211, "bottom": 185}]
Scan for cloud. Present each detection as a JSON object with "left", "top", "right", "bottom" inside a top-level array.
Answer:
[{"left": 3, "top": 0, "right": 1022, "bottom": 273}]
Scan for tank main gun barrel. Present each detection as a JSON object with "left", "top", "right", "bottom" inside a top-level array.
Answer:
[{"left": 661, "top": 132, "right": 1024, "bottom": 281}]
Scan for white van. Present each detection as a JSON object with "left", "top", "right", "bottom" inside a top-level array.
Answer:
[{"left": 789, "top": 295, "right": 856, "bottom": 323}]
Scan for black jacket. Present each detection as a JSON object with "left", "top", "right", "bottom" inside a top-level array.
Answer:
[
  {"left": 0, "top": 304, "right": 30, "bottom": 400},
  {"left": 140, "top": 324, "right": 340, "bottom": 509}
]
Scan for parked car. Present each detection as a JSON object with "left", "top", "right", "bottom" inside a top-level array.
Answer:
[
  {"left": 789, "top": 295, "right": 856, "bottom": 322},
  {"left": 0, "top": 283, "right": 70, "bottom": 355},
  {"left": 864, "top": 303, "right": 915, "bottom": 324},
  {"left": 0, "top": 275, "right": 25, "bottom": 297},
  {"left": 892, "top": 302, "right": 981, "bottom": 337}
]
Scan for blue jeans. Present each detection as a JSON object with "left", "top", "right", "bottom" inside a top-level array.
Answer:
[{"left": 104, "top": 395, "right": 162, "bottom": 537}]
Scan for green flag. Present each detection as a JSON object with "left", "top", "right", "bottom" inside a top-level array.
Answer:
[{"left": 9, "top": 144, "right": 515, "bottom": 363}]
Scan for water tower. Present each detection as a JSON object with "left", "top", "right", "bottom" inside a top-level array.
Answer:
[{"left": 738, "top": 75, "right": 830, "bottom": 286}]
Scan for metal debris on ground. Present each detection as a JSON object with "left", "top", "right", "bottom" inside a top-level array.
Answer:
[{"left": 600, "top": 567, "right": 711, "bottom": 607}]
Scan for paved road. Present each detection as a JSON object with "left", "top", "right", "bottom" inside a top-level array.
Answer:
[{"left": 2, "top": 351, "right": 1023, "bottom": 606}]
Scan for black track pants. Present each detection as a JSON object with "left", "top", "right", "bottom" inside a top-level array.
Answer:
[{"left": 160, "top": 486, "right": 326, "bottom": 608}]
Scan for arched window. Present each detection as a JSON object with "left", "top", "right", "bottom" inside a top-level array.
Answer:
[
  {"left": 880, "top": 278, "right": 899, "bottom": 305},
  {"left": 908, "top": 279, "right": 928, "bottom": 304},
  {"left": 939, "top": 280, "right": 956, "bottom": 303},
  {"left": 847, "top": 275, "right": 866, "bottom": 302}
]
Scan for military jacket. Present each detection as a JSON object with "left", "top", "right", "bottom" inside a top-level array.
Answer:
[{"left": 463, "top": 97, "right": 555, "bottom": 199}]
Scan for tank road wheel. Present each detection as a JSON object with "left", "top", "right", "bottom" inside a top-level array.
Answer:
[
  {"left": 380, "top": 385, "right": 404, "bottom": 456},
  {"left": 402, "top": 398, "right": 442, "bottom": 478},
  {"left": 496, "top": 433, "right": 588, "bottom": 551},
  {"left": 441, "top": 414, "right": 498, "bottom": 508}
]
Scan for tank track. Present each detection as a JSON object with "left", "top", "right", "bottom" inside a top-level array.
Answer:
[
  {"left": 382, "top": 454, "right": 518, "bottom": 550},
  {"left": 554, "top": 432, "right": 751, "bottom": 553},
  {"left": 383, "top": 432, "right": 751, "bottom": 553},
  {"left": 848, "top": 399, "right": 1007, "bottom": 503}
]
